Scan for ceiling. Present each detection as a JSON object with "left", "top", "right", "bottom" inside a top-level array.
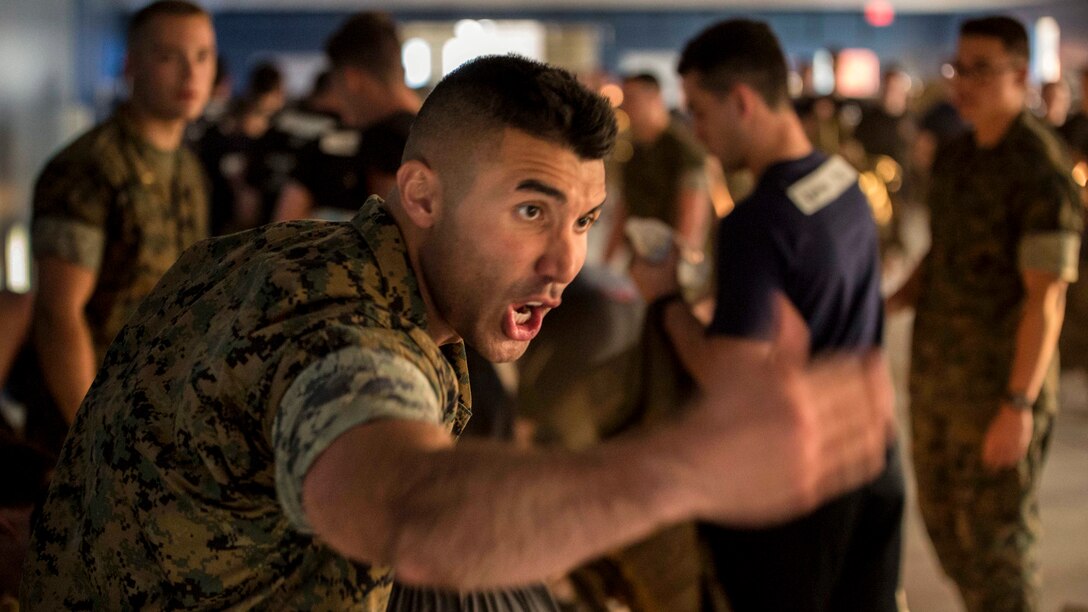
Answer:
[{"left": 116, "top": 0, "right": 1052, "bottom": 14}]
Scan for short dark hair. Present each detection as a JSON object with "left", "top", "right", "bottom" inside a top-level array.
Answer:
[
  {"left": 960, "top": 16, "right": 1030, "bottom": 62},
  {"left": 678, "top": 19, "right": 790, "bottom": 108},
  {"left": 324, "top": 12, "right": 403, "bottom": 84},
  {"left": 127, "top": 0, "right": 209, "bottom": 49},
  {"left": 247, "top": 61, "right": 283, "bottom": 98},
  {"left": 312, "top": 70, "right": 334, "bottom": 97},
  {"left": 405, "top": 55, "right": 617, "bottom": 165},
  {"left": 622, "top": 72, "right": 661, "bottom": 91}
]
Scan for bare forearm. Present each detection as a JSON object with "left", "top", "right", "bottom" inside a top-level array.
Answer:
[
  {"left": 390, "top": 433, "right": 691, "bottom": 588},
  {"left": 673, "top": 187, "right": 710, "bottom": 249},
  {"left": 0, "top": 292, "right": 33, "bottom": 381},
  {"left": 1008, "top": 285, "right": 1066, "bottom": 400},
  {"left": 660, "top": 300, "right": 729, "bottom": 388},
  {"left": 33, "top": 311, "right": 96, "bottom": 421}
]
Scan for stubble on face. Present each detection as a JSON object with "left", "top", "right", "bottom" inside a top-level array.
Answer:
[{"left": 413, "top": 129, "right": 603, "bottom": 363}]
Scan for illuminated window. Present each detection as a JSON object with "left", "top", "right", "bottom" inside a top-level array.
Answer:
[
  {"left": 813, "top": 49, "right": 836, "bottom": 96},
  {"left": 4, "top": 222, "right": 31, "bottom": 294},
  {"left": 402, "top": 38, "right": 432, "bottom": 89},
  {"left": 836, "top": 48, "right": 881, "bottom": 98},
  {"left": 1033, "top": 17, "right": 1060, "bottom": 84},
  {"left": 441, "top": 19, "right": 544, "bottom": 77}
]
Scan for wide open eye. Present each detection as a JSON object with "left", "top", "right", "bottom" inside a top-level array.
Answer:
[{"left": 516, "top": 204, "right": 543, "bottom": 221}]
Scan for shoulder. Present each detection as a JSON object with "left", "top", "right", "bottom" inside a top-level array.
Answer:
[
  {"left": 1010, "top": 114, "right": 1072, "bottom": 173},
  {"left": 38, "top": 119, "right": 130, "bottom": 188}
]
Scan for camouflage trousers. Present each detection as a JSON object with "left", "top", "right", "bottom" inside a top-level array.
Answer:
[{"left": 910, "top": 400, "right": 1054, "bottom": 612}]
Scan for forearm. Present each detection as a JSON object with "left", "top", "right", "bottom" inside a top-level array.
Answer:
[
  {"left": 307, "top": 421, "right": 693, "bottom": 590},
  {"left": 389, "top": 433, "right": 692, "bottom": 588},
  {"left": 673, "top": 187, "right": 710, "bottom": 249},
  {"left": 32, "top": 310, "right": 97, "bottom": 422},
  {"left": 1007, "top": 283, "right": 1066, "bottom": 401},
  {"left": 0, "top": 292, "right": 34, "bottom": 381},
  {"left": 659, "top": 299, "right": 755, "bottom": 390}
]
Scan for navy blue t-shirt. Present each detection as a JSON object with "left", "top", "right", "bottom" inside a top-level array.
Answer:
[{"left": 707, "top": 152, "right": 883, "bottom": 353}]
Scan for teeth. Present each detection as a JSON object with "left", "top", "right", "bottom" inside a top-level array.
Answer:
[{"left": 514, "top": 309, "right": 531, "bottom": 325}]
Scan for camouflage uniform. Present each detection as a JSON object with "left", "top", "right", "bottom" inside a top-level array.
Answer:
[
  {"left": 31, "top": 105, "right": 209, "bottom": 361},
  {"left": 21, "top": 198, "right": 472, "bottom": 610},
  {"left": 910, "top": 111, "right": 1083, "bottom": 612},
  {"left": 11, "top": 106, "right": 209, "bottom": 455}
]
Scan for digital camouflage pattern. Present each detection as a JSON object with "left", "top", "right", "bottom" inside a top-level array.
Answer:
[
  {"left": 31, "top": 105, "right": 209, "bottom": 360},
  {"left": 910, "top": 111, "right": 1083, "bottom": 612},
  {"left": 21, "top": 197, "right": 471, "bottom": 610}
]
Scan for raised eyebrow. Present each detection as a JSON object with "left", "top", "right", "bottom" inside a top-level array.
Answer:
[
  {"left": 578, "top": 202, "right": 605, "bottom": 220},
  {"left": 516, "top": 179, "right": 566, "bottom": 204}
]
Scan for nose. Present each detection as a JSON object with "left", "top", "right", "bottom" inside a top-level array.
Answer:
[{"left": 536, "top": 230, "right": 582, "bottom": 286}]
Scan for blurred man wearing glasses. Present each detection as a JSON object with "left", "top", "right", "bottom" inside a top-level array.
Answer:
[{"left": 889, "top": 16, "right": 1082, "bottom": 612}]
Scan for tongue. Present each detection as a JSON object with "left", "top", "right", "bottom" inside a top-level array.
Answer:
[{"left": 503, "top": 305, "right": 543, "bottom": 341}]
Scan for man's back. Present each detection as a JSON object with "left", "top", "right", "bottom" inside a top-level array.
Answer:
[
  {"left": 708, "top": 151, "right": 883, "bottom": 352},
  {"left": 702, "top": 151, "right": 901, "bottom": 612}
]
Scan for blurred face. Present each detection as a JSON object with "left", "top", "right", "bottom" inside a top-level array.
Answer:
[
  {"left": 620, "top": 80, "right": 663, "bottom": 133},
  {"left": 127, "top": 13, "right": 217, "bottom": 122},
  {"left": 682, "top": 73, "right": 745, "bottom": 171},
  {"left": 419, "top": 129, "right": 606, "bottom": 362},
  {"left": 949, "top": 35, "right": 1027, "bottom": 127}
]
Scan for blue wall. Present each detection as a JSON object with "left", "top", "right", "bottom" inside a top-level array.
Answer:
[
  {"left": 208, "top": 9, "right": 961, "bottom": 82},
  {"left": 74, "top": 0, "right": 1088, "bottom": 112}
]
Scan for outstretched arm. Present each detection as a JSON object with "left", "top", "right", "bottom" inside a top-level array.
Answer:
[{"left": 302, "top": 297, "right": 893, "bottom": 590}]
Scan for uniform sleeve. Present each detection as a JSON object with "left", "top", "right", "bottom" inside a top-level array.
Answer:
[
  {"left": 1016, "top": 170, "right": 1083, "bottom": 282},
  {"left": 272, "top": 340, "right": 443, "bottom": 533},
  {"left": 706, "top": 211, "right": 787, "bottom": 340},
  {"left": 31, "top": 153, "right": 114, "bottom": 272}
]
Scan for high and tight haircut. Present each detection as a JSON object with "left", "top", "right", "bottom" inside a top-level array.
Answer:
[
  {"left": 247, "top": 61, "right": 283, "bottom": 97},
  {"left": 678, "top": 19, "right": 790, "bottom": 109},
  {"left": 960, "top": 16, "right": 1030, "bottom": 63},
  {"left": 324, "top": 12, "right": 403, "bottom": 84},
  {"left": 127, "top": 0, "right": 209, "bottom": 49},
  {"left": 404, "top": 55, "right": 617, "bottom": 164},
  {"left": 623, "top": 72, "right": 662, "bottom": 91}
]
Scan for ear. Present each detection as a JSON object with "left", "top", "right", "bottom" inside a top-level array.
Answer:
[
  {"left": 396, "top": 159, "right": 443, "bottom": 229},
  {"left": 732, "top": 83, "right": 757, "bottom": 118}
]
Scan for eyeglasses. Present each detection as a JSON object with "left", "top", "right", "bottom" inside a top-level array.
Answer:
[{"left": 940, "top": 61, "right": 1021, "bottom": 82}]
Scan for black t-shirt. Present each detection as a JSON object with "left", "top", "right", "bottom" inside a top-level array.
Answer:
[
  {"left": 291, "top": 111, "right": 414, "bottom": 216},
  {"left": 708, "top": 152, "right": 883, "bottom": 353},
  {"left": 247, "top": 105, "right": 340, "bottom": 221}
]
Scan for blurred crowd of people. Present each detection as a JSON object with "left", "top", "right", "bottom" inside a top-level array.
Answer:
[{"left": 1, "top": 1, "right": 1086, "bottom": 611}]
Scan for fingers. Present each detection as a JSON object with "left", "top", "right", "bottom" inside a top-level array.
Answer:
[
  {"left": 769, "top": 293, "right": 810, "bottom": 368},
  {"left": 804, "top": 355, "right": 889, "bottom": 505}
]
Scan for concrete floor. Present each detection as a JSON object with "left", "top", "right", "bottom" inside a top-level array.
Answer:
[{"left": 888, "top": 314, "right": 1088, "bottom": 612}]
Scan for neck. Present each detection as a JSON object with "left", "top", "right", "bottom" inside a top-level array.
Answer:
[
  {"left": 357, "top": 84, "right": 421, "bottom": 127},
  {"left": 747, "top": 109, "right": 814, "bottom": 180},
  {"left": 385, "top": 193, "right": 459, "bottom": 347},
  {"left": 125, "top": 104, "right": 186, "bottom": 151},
  {"left": 972, "top": 107, "right": 1020, "bottom": 148}
]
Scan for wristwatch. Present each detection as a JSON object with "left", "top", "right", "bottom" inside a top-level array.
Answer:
[{"left": 1003, "top": 392, "right": 1033, "bottom": 411}]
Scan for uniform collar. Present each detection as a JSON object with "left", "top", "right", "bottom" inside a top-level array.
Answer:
[{"left": 350, "top": 197, "right": 473, "bottom": 432}]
